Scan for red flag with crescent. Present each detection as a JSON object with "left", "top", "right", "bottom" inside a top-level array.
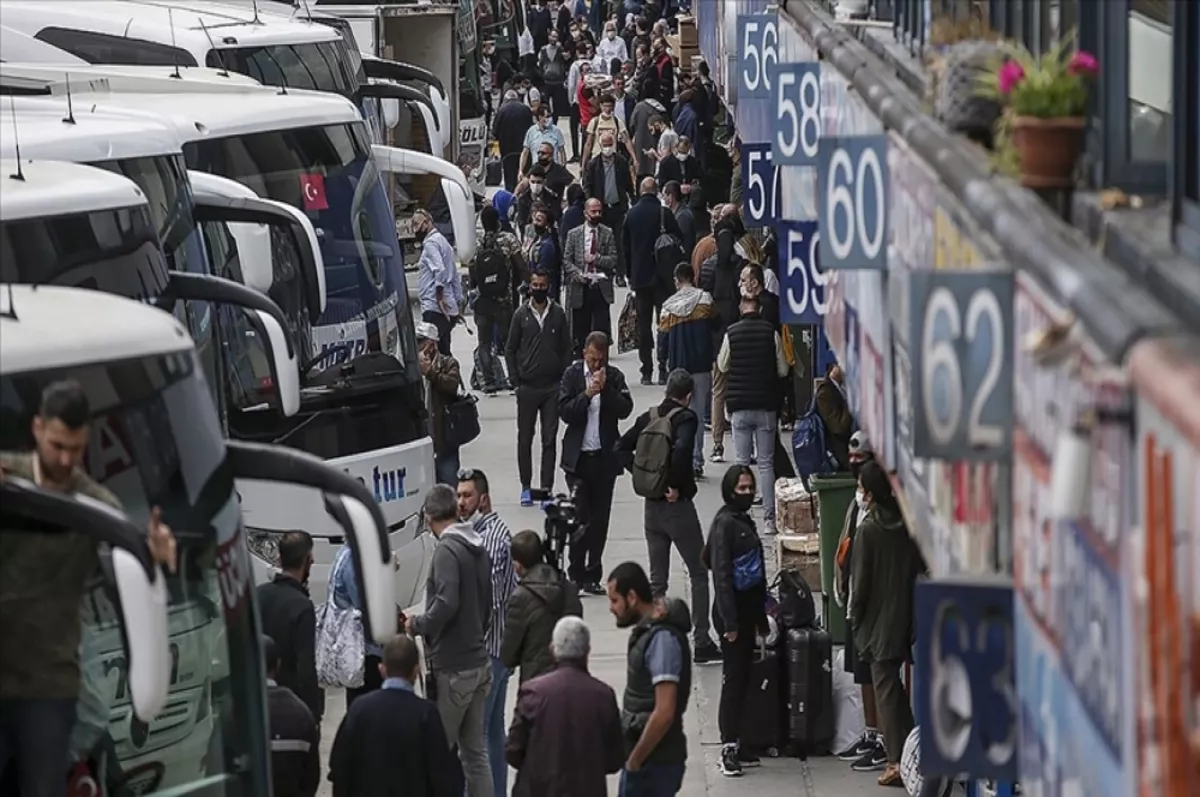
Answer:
[{"left": 299, "top": 173, "right": 328, "bottom": 211}]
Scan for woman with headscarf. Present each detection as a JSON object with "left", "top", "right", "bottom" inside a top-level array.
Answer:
[{"left": 704, "top": 464, "right": 768, "bottom": 778}]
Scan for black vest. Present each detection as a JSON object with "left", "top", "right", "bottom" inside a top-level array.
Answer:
[
  {"left": 725, "top": 315, "right": 778, "bottom": 412},
  {"left": 623, "top": 618, "right": 691, "bottom": 766}
]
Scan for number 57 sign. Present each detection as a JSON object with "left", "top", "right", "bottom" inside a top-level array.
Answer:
[{"left": 909, "top": 271, "right": 1014, "bottom": 460}]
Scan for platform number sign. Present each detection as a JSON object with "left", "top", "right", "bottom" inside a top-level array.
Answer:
[
  {"left": 740, "top": 142, "right": 781, "bottom": 226},
  {"left": 737, "top": 15, "right": 778, "bottom": 100},
  {"left": 778, "top": 220, "right": 825, "bottom": 323},
  {"left": 816, "top": 136, "right": 889, "bottom": 270},
  {"left": 771, "top": 63, "right": 821, "bottom": 166},
  {"left": 914, "top": 578, "right": 1018, "bottom": 782},
  {"left": 908, "top": 271, "right": 1013, "bottom": 460}
]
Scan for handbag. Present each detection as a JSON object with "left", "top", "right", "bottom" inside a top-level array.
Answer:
[
  {"left": 443, "top": 383, "right": 481, "bottom": 448},
  {"left": 314, "top": 562, "right": 366, "bottom": 688},
  {"left": 617, "top": 292, "right": 638, "bottom": 353}
]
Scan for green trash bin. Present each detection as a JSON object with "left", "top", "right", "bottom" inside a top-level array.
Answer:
[{"left": 809, "top": 474, "right": 858, "bottom": 645}]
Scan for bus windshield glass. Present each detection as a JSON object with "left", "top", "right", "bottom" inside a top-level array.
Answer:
[
  {"left": 0, "top": 351, "right": 267, "bottom": 795},
  {"left": 184, "top": 121, "right": 418, "bottom": 383},
  {"left": 207, "top": 41, "right": 356, "bottom": 99}
]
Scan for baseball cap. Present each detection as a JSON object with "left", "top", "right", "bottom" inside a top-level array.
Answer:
[
  {"left": 849, "top": 430, "right": 873, "bottom": 456},
  {"left": 415, "top": 322, "right": 440, "bottom": 342}
]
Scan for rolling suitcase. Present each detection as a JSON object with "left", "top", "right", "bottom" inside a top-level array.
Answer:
[
  {"left": 739, "top": 641, "right": 788, "bottom": 756},
  {"left": 785, "top": 626, "right": 836, "bottom": 756}
]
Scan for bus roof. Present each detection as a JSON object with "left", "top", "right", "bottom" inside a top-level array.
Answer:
[
  {"left": 0, "top": 284, "right": 192, "bottom": 376},
  {"left": 0, "top": 158, "right": 149, "bottom": 222},
  {"left": 0, "top": 0, "right": 341, "bottom": 62},
  {"left": 0, "top": 100, "right": 183, "bottom": 162}
]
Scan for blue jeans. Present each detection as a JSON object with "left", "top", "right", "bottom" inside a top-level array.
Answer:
[
  {"left": 731, "top": 409, "right": 777, "bottom": 521},
  {"left": 435, "top": 447, "right": 460, "bottom": 486},
  {"left": 687, "top": 371, "right": 712, "bottom": 468},
  {"left": 482, "top": 656, "right": 511, "bottom": 797},
  {"left": 618, "top": 764, "right": 686, "bottom": 797}
]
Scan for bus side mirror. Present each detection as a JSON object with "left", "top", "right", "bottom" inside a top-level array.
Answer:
[
  {"left": 0, "top": 477, "right": 170, "bottom": 721},
  {"left": 382, "top": 98, "right": 401, "bottom": 130},
  {"left": 442, "top": 178, "right": 477, "bottom": 264},
  {"left": 162, "top": 273, "right": 301, "bottom": 417}
]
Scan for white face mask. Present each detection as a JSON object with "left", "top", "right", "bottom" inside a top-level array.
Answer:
[
  {"left": 601, "top": 145, "right": 615, "bottom": 156},
  {"left": 530, "top": 182, "right": 543, "bottom": 194},
  {"left": 856, "top": 491, "right": 870, "bottom": 514},
  {"left": 464, "top": 509, "right": 481, "bottom": 525},
  {"left": 601, "top": 111, "right": 613, "bottom": 119},
  {"left": 606, "top": 31, "right": 616, "bottom": 40},
  {"left": 675, "top": 152, "right": 688, "bottom": 161}
]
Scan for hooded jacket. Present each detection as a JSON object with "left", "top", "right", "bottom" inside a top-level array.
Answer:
[
  {"left": 848, "top": 505, "right": 928, "bottom": 663},
  {"left": 501, "top": 563, "right": 584, "bottom": 683},
  {"left": 413, "top": 522, "right": 494, "bottom": 673},
  {"left": 659, "top": 284, "right": 715, "bottom": 375}
]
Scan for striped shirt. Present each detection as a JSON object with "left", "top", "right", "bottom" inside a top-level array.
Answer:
[{"left": 474, "top": 511, "right": 517, "bottom": 658}]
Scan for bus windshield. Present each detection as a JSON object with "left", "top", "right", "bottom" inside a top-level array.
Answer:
[
  {"left": 0, "top": 351, "right": 267, "bottom": 796},
  {"left": 207, "top": 41, "right": 356, "bottom": 99},
  {"left": 183, "top": 121, "right": 418, "bottom": 383}
]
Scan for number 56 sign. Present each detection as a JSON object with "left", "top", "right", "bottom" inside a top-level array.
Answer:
[{"left": 909, "top": 271, "right": 1014, "bottom": 460}]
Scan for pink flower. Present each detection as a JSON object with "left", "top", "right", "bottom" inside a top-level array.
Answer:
[
  {"left": 998, "top": 60, "right": 1026, "bottom": 95},
  {"left": 1069, "top": 50, "right": 1099, "bottom": 76}
]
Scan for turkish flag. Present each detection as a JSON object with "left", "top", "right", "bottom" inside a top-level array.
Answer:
[{"left": 299, "top": 173, "right": 329, "bottom": 211}]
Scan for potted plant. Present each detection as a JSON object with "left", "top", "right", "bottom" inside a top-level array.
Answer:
[{"left": 978, "top": 39, "right": 1099, "bottom": 187}]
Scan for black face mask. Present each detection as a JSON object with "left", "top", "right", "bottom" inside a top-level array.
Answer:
[
  {"left": 530, "top": 287, "right": 549, "bottom": 303},
  {"left": 538, "top": 156, "right": 552, "bottom": 166},
  {"left": 728, "top": 493, "right": 754, "bottom": 513},
  {"left": 586, "top": 217, "right": 601, "bottom": 226}
]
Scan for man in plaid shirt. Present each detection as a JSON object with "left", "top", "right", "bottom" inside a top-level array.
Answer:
[{"left": 457, "top": 469, "right": 518, "bottom": 797}]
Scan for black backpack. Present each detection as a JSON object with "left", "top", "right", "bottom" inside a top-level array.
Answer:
[
  {"left": 775, "top": 568, "right": 818, "bottom": 629},
  {"left": 474, "top": 233, "right": 510, "bottom": 301}
]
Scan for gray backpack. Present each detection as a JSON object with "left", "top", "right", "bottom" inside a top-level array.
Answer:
[{"left": 631, "top": 406, "right": 685, "bottom": 499}]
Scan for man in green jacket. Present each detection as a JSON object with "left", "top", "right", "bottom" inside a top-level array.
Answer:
[
  {"left": 501, "top": 531, "right": 583, "bottom": 684},
  {"left": 848, "top": 461, "right": 927, "bottom": 787}
]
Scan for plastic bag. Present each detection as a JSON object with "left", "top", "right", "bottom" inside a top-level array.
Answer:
[
  {"left": 617, "top": 293, "right": 638, "bottom": 353},
  {"left": 832, "top": 647, "right": 866, "bottom": 755},
  {"left": 900, "top": 726, "right": 923, "bottom": 795}
]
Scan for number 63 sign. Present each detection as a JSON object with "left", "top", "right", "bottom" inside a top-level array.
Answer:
[{"left": 908, "top": 271, "right": 1014, "bottom": 460}]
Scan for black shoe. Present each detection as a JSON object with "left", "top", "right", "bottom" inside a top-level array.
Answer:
[
  {"left": 656, "top": 370, "right": 668, "bottom": 386},
  {"left": 851, "top": 742, "right": 887, "bottom": 772},
  {"left": 737, "top": 749, "right": 761, "bottom": 767},
  {"left": 615, "top": 275, "right": 628, "bottom": 288},
  {"left": 836, "top": 731, "right": 876, "bottom": 761},
  {"left": 693, "top": 639, "right": 721, "bottom": 664},
  {"left": 719, "top": 746, "right": 743, "bottom": 777},
  {"left": 581, "top": 581, "right": 606, "bottom": 596},
  {"left": 640, "top": 375, "right": 653, "bottom": 386}
]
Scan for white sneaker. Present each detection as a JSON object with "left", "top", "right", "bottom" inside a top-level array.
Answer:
[{"left": 762, "top": 519, "right": 777, "bottom": 535}]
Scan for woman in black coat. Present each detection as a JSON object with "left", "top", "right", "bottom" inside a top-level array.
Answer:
[{"left": 704, "top": 464, "right": 768, "bottom": 776}]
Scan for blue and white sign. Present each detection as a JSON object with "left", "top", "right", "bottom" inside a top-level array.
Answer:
[
  {"left": 816, "top": 135, "right": 889, "bottom": 270},
  {"left": 740, "top": 142, "right": 781, "bottom": 226},
  {"left": 777, "top": 220, "right": 824, "bottom": 324},
  {"left": 736, "top": 14, "right": 778, "bottom": 100},
  {"left": 908, "top": 271, "right": 1014, "bottom": 460},
  {"left": 771, "top": 62, "right": 821, "bottom": 166},
  {"left": 914, "top": 577, "right": 1018, "bottom": 782}
]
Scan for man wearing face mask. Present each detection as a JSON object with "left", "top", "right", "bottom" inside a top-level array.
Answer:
[
  {"left": 538, "top": 142, "right": 576, "bottom": 198},
  {"left": 581, "top": 94, "right": 637, "bottom": 169},
  {"left": 583, "top": 130, "right": 635, "bottom": 281},
  {"left": 832, "top": 432, "right": 888, "bottom": 773},
  {"left": 654, "top": 138, "right": 702, "bottom": 202},
  {"left": 559, "top": 332, "right": 634, "bottom": 594},
  {"left": 564, "top": 198, "right": 618, "bottom": 354},
  {"left": 522, "top": 203, "right": 563, "bottom": 300},
  {"left": 506, "top": 270, "right": 573, "bottom": 505},
  {"left": 417, "top": 322, "right": 466, "bottom": 486},
  {"left": 539, "top": 30, "right": 570, "bottom": 124},
  {"left": 521, "top": 106, "right": 566, "bottom": 181},
  {"left": 415, "top": 207, "right": 464, "bottom": 355},
  {"left": 256, "top": 531, "right": 323, "bottom": 725},
  {"left": 515, "top": 165, "right": 563, "bottom": 231},
  {"left": 641, "top": 37, "right": 675, "bottom": 112},
  {"left": 597, "top": 20, "right": 629, "bottom": 69}
]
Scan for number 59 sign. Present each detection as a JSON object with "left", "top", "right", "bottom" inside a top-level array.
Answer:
[{"left": 908, "top": 271, "right": 1014, "bottom": 460}]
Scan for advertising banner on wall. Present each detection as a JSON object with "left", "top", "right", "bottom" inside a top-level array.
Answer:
[
  {"left": 1011, "top": 271, "right": 1136, "bottom": 797},
  {"left": 1129, "top": 338, "right": 1200, "bottom": 797}
]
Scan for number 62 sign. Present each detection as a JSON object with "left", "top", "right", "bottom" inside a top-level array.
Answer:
[{"left": 908, "top": 271, "right": 1014, "bottom": 460}]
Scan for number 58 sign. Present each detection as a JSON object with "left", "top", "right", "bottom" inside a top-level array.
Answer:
[{"left": 909, "top": 271, "right": 1014, "bottom": 460}]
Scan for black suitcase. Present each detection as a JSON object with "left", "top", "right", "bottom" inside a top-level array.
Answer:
[
  {"left": 739, "top": 642, "right": 788, "bottom": 756},
  {"left": 785, "top": 627, "right": 835, "bottom": 755}
]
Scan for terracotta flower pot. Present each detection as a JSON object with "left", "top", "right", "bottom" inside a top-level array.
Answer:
[{"left": 1010, "top": 116, "right": 1086, "bottom": 188}]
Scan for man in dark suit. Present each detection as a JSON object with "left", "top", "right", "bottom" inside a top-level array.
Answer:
[
  {"left": 328, "top": 635, "right": 459, "bottom": 797},
  {"left": 622, "top": 176, "right": 682, "bottom": 385},
  {"left": 583, "top": 131, "right": 635, "bottom": 280},
  {"left": 563, "top": 198, "right": 618, "bottom": 354},
  {"left": 255, "top": 531, "right": 322, "bottom": 724},
  {"left": 494, "top": 90, "right": 535, "bottom": 191},
  {"left": 558, "top": 331, "right": 634, "bottom": 594}
]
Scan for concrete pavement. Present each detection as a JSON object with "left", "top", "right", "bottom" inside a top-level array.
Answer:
[{"left": 315, "top": 288, "right": 885, "bottom": 797}]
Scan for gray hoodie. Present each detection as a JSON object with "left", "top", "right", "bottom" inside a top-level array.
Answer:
[{"left": 412, "top": 522, "right": 493, "bottom": 672}]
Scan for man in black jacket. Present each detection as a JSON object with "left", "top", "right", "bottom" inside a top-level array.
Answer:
[
  {"left": 256, "top": 531, "right": 322, "bottom": 723},
  {"left": 501, "top": 531, "right": 584, "bottom": 684},
  {"left": 583, "top": 131, "right": 635, "bottom": 280},
  {"left": 615, "top": 370, "right": 721, "bottom": 663},
  {"left": 506, "top": 269, "right": 574, "bottom": 505},
  {"left": 623, "top": 177, "right": 683, "bottom": 384},
  {"left": 559, "top": 331, "right": 634, "bottom": 593},
  {"left": 328, "top": 635, "right": 459, "bottom": 797},
  {"left": 264, "top": 635, "right": 320, "bottom": 797}
]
